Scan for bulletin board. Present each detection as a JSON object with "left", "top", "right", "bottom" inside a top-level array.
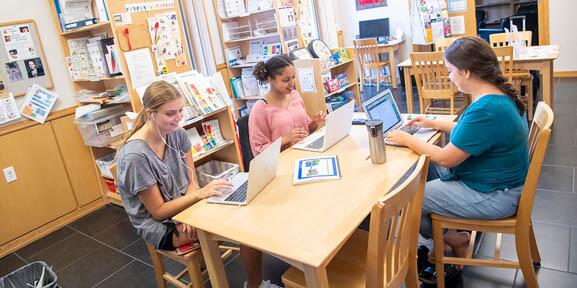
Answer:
[
  {"left": 105, "top": 0, "right": 193, "bottom": 111},
  {"left": 0, "top": 20, "right": 53, "bottom": 96}
]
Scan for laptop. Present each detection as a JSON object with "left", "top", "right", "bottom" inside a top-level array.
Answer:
[
  {"left": 361, "top": 89, "right": 437, "bottom": 144},
  {"left": 207, "top": 138, "right": 282, "bottom": 206},
  {"left": 292, "top": 100, "right": 355, "bottom": 152}
]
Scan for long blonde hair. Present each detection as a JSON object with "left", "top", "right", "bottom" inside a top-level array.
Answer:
[{"left": 121, "top": 80, "right": 183, "bottom": 145}]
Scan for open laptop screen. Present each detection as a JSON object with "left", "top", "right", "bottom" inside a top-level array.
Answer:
[{"left": 364, "top": 91, "right": 402, "bottom": 133}]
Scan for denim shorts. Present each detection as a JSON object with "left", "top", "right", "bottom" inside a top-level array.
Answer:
[{"left": 419, "top": 163, "right": 523, "bottom": 239}]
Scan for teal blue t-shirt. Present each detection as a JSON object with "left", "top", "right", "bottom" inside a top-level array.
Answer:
[{"left": 446, "top": 94, "right": 529, "bottom": 193}]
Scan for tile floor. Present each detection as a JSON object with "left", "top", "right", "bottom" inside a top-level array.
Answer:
[{"left": 2, "top": 79, "right": 576, "bottom": 287}]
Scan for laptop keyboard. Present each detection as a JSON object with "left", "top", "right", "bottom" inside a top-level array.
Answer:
[
  {"left": 400, "top": 125, "right": 420, "bottom": 135},
  {"left": 224, "top": 181, "right": 248, "bottom": 203},
  {"left": 305, "top": 136, "right": 325, "bottom": 150}
]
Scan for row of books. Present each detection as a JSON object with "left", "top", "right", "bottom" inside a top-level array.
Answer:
[
  {"left": 66, "top": 37, "right": 122, "bottom": 81},
  {"left": 229, "top": 68, "right": 269, "bottom": 99},
  {"left": 186, "top": 120, "right": 228, "bottom": 158}
]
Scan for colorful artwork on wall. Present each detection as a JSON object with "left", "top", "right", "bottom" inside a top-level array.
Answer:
[{"left": 356, "top": 0, "right": 387, "bottom": 11}]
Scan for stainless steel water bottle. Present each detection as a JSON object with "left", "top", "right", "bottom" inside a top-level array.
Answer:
[{"left": 366, "top": 119, "right": 386, "bottom": 164}]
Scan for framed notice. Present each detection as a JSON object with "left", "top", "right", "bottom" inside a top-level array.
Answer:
[{"left": 0, "top": 19, "right": 52, "bottom": 96}]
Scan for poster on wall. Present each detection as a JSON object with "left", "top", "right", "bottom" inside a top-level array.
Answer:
[{"left": 356, "top": 0, "right": 387, "bottom": 11}]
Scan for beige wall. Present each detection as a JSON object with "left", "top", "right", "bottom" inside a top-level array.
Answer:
[
  {"left": 0, "top": 0, "right": 77, "bottom": 110},
  {"left": 549, "top": 0, "right": 577, "bottom": 72}
]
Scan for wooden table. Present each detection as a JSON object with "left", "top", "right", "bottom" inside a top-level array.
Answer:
[
  {"left": 174, "top": 117, "right": 452, "bottom": 288},
  {"left": 397, "top": 45, "right": 560, "bottom": 114},
  {"left": 376, "top": 39, "right": 405, "bottom": 88}
]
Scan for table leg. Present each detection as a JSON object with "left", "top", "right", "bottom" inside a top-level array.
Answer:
[
  {"left": 389, "top": 48, "right": 397, "bottom": 89},
  {"left": 542, "top": 60, "right": 554, "bottom": 110},
  {"left": 303, "top": 264, "right": 329, "bottom": 288},
  {"left": 403, "top": 68, "right": 414, "bottom": 114},
  {"left": 198, "top": 230, "right": 229, "bottom": 288}
]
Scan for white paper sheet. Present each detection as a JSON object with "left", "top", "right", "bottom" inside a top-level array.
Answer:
[
  {"left": 449, "top": 16, "right": 466, "bottom": 35},
  {"left": 448, "top": 0, "right": 467, "bottom": 13},
  {"left": 0, "top": 91, "right": 20, "bottom": 125},
  {"left": 19, "top": 84, "right": 58, "bottom": 124},
  {"left": 297, "top": 67, "right": 316, "bottom": 93},
  {"left": 124, "top": 48, "right": 156, "bottom": 94}
]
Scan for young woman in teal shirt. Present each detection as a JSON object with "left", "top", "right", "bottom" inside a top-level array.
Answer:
[{"left": 387, "top": 36, "right": 529, "bottom": 267}]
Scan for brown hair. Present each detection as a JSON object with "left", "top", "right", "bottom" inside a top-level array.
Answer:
[
  {"left": 444, "top": 36, "right": 526, "bottom": 116},
  {"left": 253, "top": 54, "right": 293, "bottom": 84},
  {"left": 121, "top": 80, "right": 183, "bottom": 145}
]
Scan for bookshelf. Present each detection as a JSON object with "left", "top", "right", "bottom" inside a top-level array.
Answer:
[
  {"left": 212, "top": 0, "right": 315, "bottom": 117},
  {"left": 48, "top": 0, "right": 244, "bottom": 206},
  {"left": 294, "top": 48, "right": 361, "bottom": 117}
]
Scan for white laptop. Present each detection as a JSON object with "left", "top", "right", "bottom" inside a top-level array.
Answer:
[
  {"left": 207, "top": 138, "right": 282, "bottom": 206},
  {"left": 292, "top": 100, "right": 355, "bottom": 152},
  {"left": 361, "top": 89, "right": 437, "bottom": 145}
]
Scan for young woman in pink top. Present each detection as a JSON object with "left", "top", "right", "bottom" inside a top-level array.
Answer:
[
  {"left": 249, "top": 54, "right": 326, "bottom": 155},
  {"left": 241, "top": 55, "right": 325, "bottom": 288}
]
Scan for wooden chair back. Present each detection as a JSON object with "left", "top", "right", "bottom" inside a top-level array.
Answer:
[
  {"left": 366, "top": 155, "right": 429, "bottom": 287},
  {"left": 434, "top": 37, "right": 459, "bottom": 52},
  {"left": 410, "top": 52, "right": 454, "bottom": 100},
  {"left": 490, "top": 31, "right": 533, "bottom": 48},
  {"left": 517, "top": 102, "right": 553, "bottom": 228},
  {"left": 353, "top": 38, "right": 382, "bottom": 68},
  {"left": 492, "top": 46, "right": 514, "bottom": 82}
]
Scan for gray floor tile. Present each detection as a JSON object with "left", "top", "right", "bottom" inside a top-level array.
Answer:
[
  {"left": 459, "top": 264, "right": 518, "bottom": 288},
  {"left": 569, "top": 228, "right": 577, "bottom": 274},
  {"left": 15, "top": 226, "right": 76, "bottom": 260},
  {"left": 28, "top": 233, "right": 100, "bottom": 272},
  {"left": 68, "top": 205, "right": 128, "bottom": 237},
  {"left": 93, "top": 219, "right": 140, "bottom": 250},
  {"left": 543, "top": 145, "right": 577, "bottom": 167},
  {"left": 122, "top": 239, "right": 152, "bottom": 265},
  {"left": 538, "top": 165, "right": 574, "bottom": 192},
  {"left": 56, "top": 244, "right": 133, "bottom": 288},
  {"left": 94, "top": 260, "right": 157, "bottom": 288},
  {"left": 533, "top": 190, "right": 577, "bottom": 226},
  {"left": 549, "top": 122, "right": 577, "bottom": 146},
  {"left": 0, "top": 254, "right": 27, "bottom": 278},
  {"left": 514, "top": 267, "right": 577, "bottom": 288}
]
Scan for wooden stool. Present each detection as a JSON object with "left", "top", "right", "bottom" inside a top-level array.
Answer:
[{"left": 146, "top": 242, "right": 237, "bottom": 288}]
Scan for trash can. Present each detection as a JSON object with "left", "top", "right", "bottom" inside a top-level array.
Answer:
[{"left": 0, "top": 261, "right": 58, "bottom": 288}]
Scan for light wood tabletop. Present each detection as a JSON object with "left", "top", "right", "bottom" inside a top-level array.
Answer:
[
  {"left": 397, "top": 45, "right": 560, "bottom": 114},
  {"left": 174, "top": 115, "right": 454, "bottom": 287}
]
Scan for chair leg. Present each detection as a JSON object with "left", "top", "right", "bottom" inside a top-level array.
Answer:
[
  {"left": 406, "top": 250, "right": 420, "bottom": 288},
  {"left": 186, "top": 256, "right": 204, "bottom": 288},
  {"left": 359, "top": 67, "right": 365, "bottom": 92},
  {"left": 529, "top": 222, "right": 541, "bottom": 264},
  {"left": 515, "top": 230, "right": 539, "bottom": 288},
  {"left": 527, "top": 78, "right": 534, "bottom": 121},
  {"left": 146, "top": 244, "right": 168, "bottom": 288},
  {"left": 376, "top": 68, "right": 381, "bottom": 93},
  {"left": 432, "top": 219, "right": 446, "bottom": 288}
]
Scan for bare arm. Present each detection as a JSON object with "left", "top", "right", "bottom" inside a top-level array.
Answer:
[{"left": 430, "top": 120, "right": 456, "bottom": 134}]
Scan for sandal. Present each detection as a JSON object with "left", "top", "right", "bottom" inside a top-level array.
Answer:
[{"left": 419, "top": 264, "right": 461, "bottom": 285}]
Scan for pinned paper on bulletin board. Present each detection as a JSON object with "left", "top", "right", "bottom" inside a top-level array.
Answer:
[
  {"left": 19, "top": 84, "right": 58, "bottom": 124},
  {"left": 297, "top": 67, "right": 316, "bottom": 93},
  {"left": 147, "top": 12, "right": 185, "bottom": 70},
  {"left": 448, "top": 0, "right": 467, "bottom": 13},
  {"left": 116, "top": 24, "right": 151, "bottom": 51},
  {"left": 450, "top": 16, "right": 466, "bottom": 35}
]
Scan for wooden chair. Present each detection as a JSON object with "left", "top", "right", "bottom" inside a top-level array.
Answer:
[
  {"left": 109, "top": 163, "right": 238, "bottom": 288},
  {"left": 410, "top": 52, "right": 465, "bottom": 115},
  {"left": 430, "top": 102, "right": 554, "bottom": 288},
  {"left": 353, "top": 38, "right": 390, "bottom": 93},
  {"left": 490, "top": 31, "right": 534, "bottom": 120},
  {"left": 434, "top": 37, "right": 460, "bottom": 52},
  {"left": 281, "top": 155, "right": 430, "bottom": 288},
  {"left": 493, "top": 46, "right": 514, "bottom": 82}
]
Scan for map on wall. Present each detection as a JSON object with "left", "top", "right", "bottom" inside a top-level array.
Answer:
[{"left": 356, "top": 0, "right": 387, "bottom": 11}]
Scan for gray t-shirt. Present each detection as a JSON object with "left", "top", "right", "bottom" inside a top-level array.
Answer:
[{"left": 116, "top": 127, "right": 192, "bottom": 248}]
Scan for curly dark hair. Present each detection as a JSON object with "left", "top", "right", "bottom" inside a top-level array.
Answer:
[{"left": 253, "top": 54, "right": 293, "bottom": 84}]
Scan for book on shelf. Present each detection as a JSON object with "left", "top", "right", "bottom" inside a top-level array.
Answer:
[
  {"left": 185, "top": 120, "right": 228, "bottom": 157},
  {"left": 210, "top": 71, "right": 234, "bottom": 107},
  {"left": 326, "top": 91, "right": 353, "bottom": 112},
  {"left": 225, "top": 46, "right": 242, "bottom": 66},
  {"left": 186, "top": 127, "right": 206, "bottom": 157},
  {"left": 54, "top": 0, "right": 99, "bottom": 32},
  {"left": 177, "top": 72, "right": 227, "bottom": 114},
  {"left": 241, "top": 68, "right": 260, "bottom": 98},
  {"left": 230, "top": 76, "right": 245, "bottom": 99},
  {"left": 293, "top": 155, "right": 341, "bottom": 185},
  {"left": 224, "top": 0, "right": 246, "bottom": 18},
  {"left": 93, "top": 0, "right": 109, "bottom": 22},
  {"left": 86, "top": 37, "right": 109, "bottom": 78},
  {"left": 66, "top": 37, "right": 97, "bottom": 80},
  {"left": 100, "top": 38, "right": 123, "bottom": 76}
]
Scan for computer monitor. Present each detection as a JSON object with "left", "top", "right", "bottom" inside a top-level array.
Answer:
[{"left": 359, "top": 18, "right": 390, "bottom": 40}]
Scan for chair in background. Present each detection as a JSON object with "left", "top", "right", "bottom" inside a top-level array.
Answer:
[
  {"left": 431, "top": 102, "right": 554, "bottom": 288},
  {"left": 490, "top": 31, "right": 534, "bottom": 120},
  {"left": 353, "top": 38, "right": 390, "bottom": 93},
  {"left": 493, "top": 46, "right": 514, "bottom": 82},
  {"left": 281, "top": 155, "right": 430, "bottom": 288},
  {"left": 410, "top": 52, "right": 466, "bottom": 115},
  {"left": 434, "top": 37, "right": 459, "bottom": 52},
  {"left": 236, "top": 114, "right": 254, "bottom": 171}
]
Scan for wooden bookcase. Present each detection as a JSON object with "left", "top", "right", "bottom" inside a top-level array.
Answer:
[
  {"left": 294, "top": 48, "right": 361, "bottom": 116},
  {"left": 211, "top": 0, "right": 311, "bottom": 117},
  {"left": 48, "top": 0, "right": 243, "bottom": 206}
]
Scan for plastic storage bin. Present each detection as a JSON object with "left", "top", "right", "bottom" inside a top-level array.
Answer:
[
  {"left": 0, "top": 261, "right": 59, "bottom": 288},
  {"left": 95, "top": 152, "right": 116, "bottom": 179},
  {"left": 75, "top": 106, "right": 127, "bottom": 147},
  {"left": 196, "top": 160, "right": 240, "bottom": 187}
]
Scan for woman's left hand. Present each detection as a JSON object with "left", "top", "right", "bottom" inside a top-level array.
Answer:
[
  {"left": 386, "top": 130, "right": 411, "bottom": 146},
  {"left": 178, "top": 223, "right": 197, "bottom": 240},
  {"left": 311, "top": 111, "right": 326, "bottom": 128}
]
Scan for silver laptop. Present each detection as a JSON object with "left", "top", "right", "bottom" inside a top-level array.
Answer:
[
  {"left": 292, "top": 100, "right": 355, "bottom": 152},
  {"left": 207, "top": 138, "right": 281, "bottom": 206},
  {"left": 362, "top": 89, "right": 437, "bottom": 144}
]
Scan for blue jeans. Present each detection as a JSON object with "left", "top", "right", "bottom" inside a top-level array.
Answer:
[{"left": 420, "top": 163, "right": 523, "bottom": 239}]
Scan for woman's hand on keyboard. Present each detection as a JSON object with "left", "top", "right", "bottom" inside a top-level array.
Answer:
[
  {"left": 408, "top": 116, "right": 435, "bottom": 129},
  {"left": 283, "top": 127, "right": 309, "bottom": 146},
  {"left": 386, "top": 130, "right": 411, "bottom": 146},
  {"left": 194, "top": 179, "right": 233, "bottom": 198}
]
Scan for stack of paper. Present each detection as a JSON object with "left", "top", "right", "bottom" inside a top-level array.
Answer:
[{"left": 241, "top": 68, "right": 260, "bottom": 97}]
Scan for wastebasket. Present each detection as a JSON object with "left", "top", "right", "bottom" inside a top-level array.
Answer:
[{"left": 0, "top": 261, "right": 58, "bottom": 288}]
